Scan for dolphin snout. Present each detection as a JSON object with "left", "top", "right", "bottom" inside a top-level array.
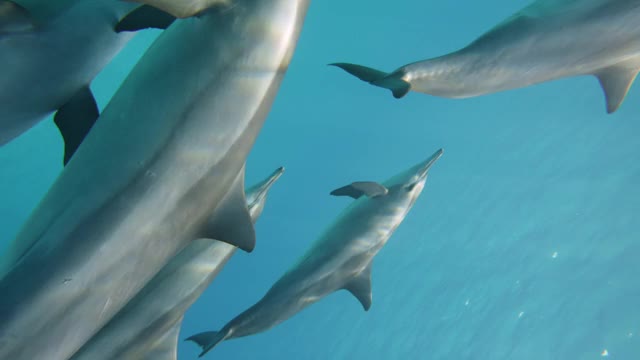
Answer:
[{"left": 417, "top": 148, "right": 444, "bottom": 179}]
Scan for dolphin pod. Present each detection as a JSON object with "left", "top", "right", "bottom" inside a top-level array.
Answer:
[
  {"left": 0, "top": 0, "right": 138, "bottom": 162},
  {"left": 0, "top": 0, "right": 632, "bottom": 359},
  {"left": 0, "top": 0, "right": 309, "bottom": 358},
  {"left": 186, "top": 149, "right": 444, "bottom": 357},
  {"left": 332, "top": 0, "right": 640, "bottom": 113},
  {"left": 69, "top": 167, "right": 285, "bottom": 360}
]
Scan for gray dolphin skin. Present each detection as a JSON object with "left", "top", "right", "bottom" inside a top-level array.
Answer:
[
  {"left": 0, "top": 0, "right": 309, "bottom": 358},
  {"left": 186, "top": 149, "right": 444, "bottom": 358},
  {"left": 69, "top": 167, "right": 285, "bottom": 360},
  {"left": 0, "top": 0, "right": 137, "bottom": 161},
  {"left": 331, "top": 0, "right": 640, "bottom": 113},
  {"left": 126, "top": 0, "right": 230, "bottom": 19}
]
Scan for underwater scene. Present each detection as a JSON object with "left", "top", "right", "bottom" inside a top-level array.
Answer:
[{"left": 0, "top": 0, "right": 639, "bottom": 359}]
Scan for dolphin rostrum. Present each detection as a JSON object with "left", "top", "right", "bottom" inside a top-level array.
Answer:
[
  {"left": 70, "top": 167, "right": 285, "bottom": 360},
  {"left": 186, "top": 149, "right": 444, "bottom": 357},
  {"left": 332, "top": 0, "right": 640, "bottom": 113},
  {"left": 0, "top": 0, "right": 309, "bottom": 358},
  {"left": 0, "top": 0, "right": 139, "bottom": 162}
]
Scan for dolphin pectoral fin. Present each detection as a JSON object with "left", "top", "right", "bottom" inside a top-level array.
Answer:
[
  {"left": 343, "top": 264, "right": 373, "bottom": 311},
  {"left": 330, "top": 181, "right": 388, "bottom": 199},
  {"left": 596, "top": 65, "right": 639, "bottom": 114},
  {"left": 204, "top": 166, "right": 256, "bottom": 252},
  {"left": 329, "top": 63, "right": 411, "bottom": 99},
  {"left": 115, "top": 5, "right": 176, "bottom": 33},
  {"left": 0, "top": 0, "right": 35, "bottom": 34},
  {"left": 185, "top": 330, "right": 227, "bottom": 358},
  {"left": 54, "top": 86, "right": 100, "bottom": 166}
]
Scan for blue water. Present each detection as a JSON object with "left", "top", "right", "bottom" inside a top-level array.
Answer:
[{"left": 1, "top": 0, "right": 639, "bottom": 359}]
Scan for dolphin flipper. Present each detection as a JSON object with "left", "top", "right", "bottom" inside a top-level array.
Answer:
[
  {"left": 330, "top": 181, "right": 388, "bottom": 199},
  {"left": 343, "top": 263, "right": 373, "bottom": 311},
  {"left": 329, "top": 63, "right": 411, "bottom": 99},
  {"left": 115, "top": 5, "right": 176, "bottom": 33},
  {"left": 596, "top": 63, "right": 639, "bottom": 114},
  {"left": 0, "top": 0, "right": 35, "bottom": 34},
  {"left": 185, "top": 330, "right": 227, "bottom": 358},
  {"left": 204, "top": 166, "right": 256, "bottom": 252},
  {"left": 54, "top": 86, "right": 99, "bottom": 166}
]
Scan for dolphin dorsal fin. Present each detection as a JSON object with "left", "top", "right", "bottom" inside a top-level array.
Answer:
[
  {"left": 343, "top": 264, "right": 373, "bottom": 311},
  {"left": 596, "top": 63, "right": 639, "bottom": 114},
  {"left": 203, "top": 166, "right": 256, "bottom": 253},
  {"left": 115, "top": 5, "right": 176, "bottom": 33},
  {"left": 0, "top": 0, "right": 35, "bottom": 34},
  {"left": 141, "top": 317, "right": 182, "bottom": 360},
  {"left": 330, "top": 181, "right": 388, "bottom": 199}
]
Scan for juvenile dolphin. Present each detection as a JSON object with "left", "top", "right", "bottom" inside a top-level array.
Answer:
[
  {"left": 186, "top": 149, "right": 444, "bottom": 357},
  {"left": 332, "top": 0, "right": 640, "bottom": 113},
  {"left": 0, "top": 0, "right": 309, "bottom": 358},
  {"left": 70, "top": 167, "right": 285, "bottom": 360},
  {"left": 0, "top": 0, "right": 139, "bottom": 162}
]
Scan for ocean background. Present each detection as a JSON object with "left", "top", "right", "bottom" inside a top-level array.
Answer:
[{"left": 1, "top": 0, "right": 639, "bottom": 359}]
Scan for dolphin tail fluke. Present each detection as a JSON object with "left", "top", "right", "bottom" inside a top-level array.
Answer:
[
  {"left": 185, "top": 330, "right": 228, "bottom": 357},
  {"left": 329, "top": 63, "right": 411, "bottom": 99},
  {"left": 595, "top": 63, "right": 639, "bottom": 114}
]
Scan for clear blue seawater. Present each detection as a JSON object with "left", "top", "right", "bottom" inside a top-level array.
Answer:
[{"left": 1, "top": 0, "right": 639, "bottom": 359}]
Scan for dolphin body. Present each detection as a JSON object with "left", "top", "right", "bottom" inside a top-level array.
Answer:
[
  {"left": 186, "top": 149, "right": 444, "bottom": 358},
  {"left": 332, "top": 0, "right": 640, "bottom": 113},
  {"left": 124, "top": 0, "right": 229, "bottom": 19},
  {"left": 69, "top": 167, "right": 285, "bottom": 360},
  {"left": 0, "top": 0, "right": 138, "bottom": 162},
  {"left": 0, "top": 0, "right": 309, "bottom": 358}
]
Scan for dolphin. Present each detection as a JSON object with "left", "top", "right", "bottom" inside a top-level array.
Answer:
[
  {"left": 0, "top": 0, "right": 309, "bottom": 358},
  {"left": 0, "top": 0, "right": 141, "bottom": 163},
  {"left": 331, "top": 0, "right": 640, "bottom": 113},
  {"left": 69, "top": 167, "right": 285, "bottom": 360},
  {"left": 186, "top": 149, "right": 444, "bottom": 358}
]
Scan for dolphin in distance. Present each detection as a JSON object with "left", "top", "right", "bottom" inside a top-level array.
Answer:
[
  {"left": 187, "top": 149, "right": 444, "bottom": 357},
  {"left": 0, "top": 0, "right": 310, "bottom": 358},
  {"left": 332, "top": 0, "right": 640, "bottom": 113},
  {"left": 70, "top": 167, "right": 285, "bottom": 360}
]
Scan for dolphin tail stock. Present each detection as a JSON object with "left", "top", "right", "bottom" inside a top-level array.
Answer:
[
  {"left": 594, "top": 61, "right": 640, "bottom": 114},
  {"left": 329, "top": 63, "right": 411, "bottom": 99},
  {"left": 185, "top": 330, "right": 229, "bottom": 358}
]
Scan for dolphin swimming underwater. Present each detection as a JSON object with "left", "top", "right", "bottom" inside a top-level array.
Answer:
[
  {"left": 186, "top": 149, "right": 444, "bottom": 357},
  {"left": 0, "top": 0, "right": 139, "bottom": 162},
  {"left": 69, "top": 167, "right": 285, "bottom": 360},
  {"left": 332, "top": 0, "right": 640, "bottom": 113},
  {"left": 0, "top": 0, "right": 309, "bottom": 358}
]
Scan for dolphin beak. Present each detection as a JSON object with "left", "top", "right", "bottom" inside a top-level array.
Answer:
[
  {"left": 416, "top": 148, "right": 444, "bottom": 180},
  {"left": 256, "top": 166, "right": 285, "bottom": 197}
]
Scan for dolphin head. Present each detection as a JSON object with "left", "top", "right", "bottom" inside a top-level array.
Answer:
[
  {"left": 246, "top": 166, "right": 285, "bottom": 221},
  {"left": 382, "top": 148, "right": 444, "bottom": 204}
]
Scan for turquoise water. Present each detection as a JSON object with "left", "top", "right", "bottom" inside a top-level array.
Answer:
[{"left": 1, "top": 0, "right": 639, "bottom": 359}]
